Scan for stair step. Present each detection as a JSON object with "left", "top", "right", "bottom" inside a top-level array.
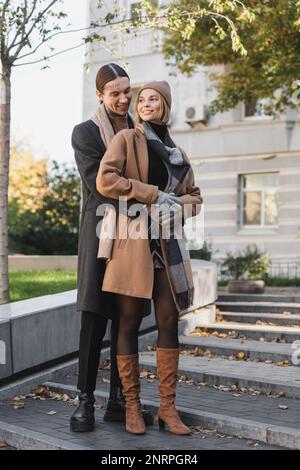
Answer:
[
  {"left": 219, "top": 311, "right": 300, "bottom": 326},
  {"left": 218, "top": 293, "right": 300, "bottom": 304},
  {"left": 179, "top": 334, "right": 294, "bottom": 363},
  {"left": 43, "top": 381, "right": 300, "bottom": 449},
  {"left": 194, "top": 322, "right": 300, "bottom": 343},
  {"left": 138, "top": 351, "right": 300, "bottom": 398},
  {"left": 217, "top": 301, "right": 300, "bottom": 314}
]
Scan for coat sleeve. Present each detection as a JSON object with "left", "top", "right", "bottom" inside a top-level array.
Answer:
[
  {"left": 72, "top": 123, "right": 140, "bottom": 214},
  {"left": 97, "top": 131, "right": 159, "bottom": 205},
  {"left": 178, "top": 165, "right": 203, "bottom": 220}
]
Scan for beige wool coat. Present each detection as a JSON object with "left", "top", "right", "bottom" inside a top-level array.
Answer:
[{"left": 96, "top": 126, "right": 202, "bottom": 307}]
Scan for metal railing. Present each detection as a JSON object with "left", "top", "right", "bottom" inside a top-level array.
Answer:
[{"left": 216, "top": 260, "right": 300, "bottom": 280}]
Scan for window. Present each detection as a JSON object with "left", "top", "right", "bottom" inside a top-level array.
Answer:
[
  {"left": 244, "top": 98, "right": 273, "bottom": 119},
  {"left": 130, "top": 1, "right": 142, "bottom": 24},
  {"left": 128, "top": 0, "right": 158, "bottom": 22},
  {"left": 239, "top": 173, "right": 279, "bottom": 227}
]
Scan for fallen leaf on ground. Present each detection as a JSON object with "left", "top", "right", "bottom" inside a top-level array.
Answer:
[
  {"left": 140, "top": 370, "right": 153, "bottom": 378},
  {"left": 99, "top": 361, "right": 111, "bottom": 370},
  {"left": 12, "top": 395, "right": 26, "bottom": 401},
  {"left": 62, "top": 394, "right": 70, "bottom": 402},
  {"left": 13, "top": 403, "right": 25, "bottom": 409},
  {"left": 101, "top": 378, "right": 110, "bottom": 384},
  {"left": 32, "top": 386, "right": 49, "bottom": 396},
  {"left": 95, "top": 404, "right": 104, "bottom": 410},
  {"left": 179, "top": 375, "right": 189, "bottom": 381},
  {"left": 235, "top": 351, "right": 246, "bottom": 360}
]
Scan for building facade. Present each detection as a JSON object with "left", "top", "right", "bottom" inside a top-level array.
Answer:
[{"left": 83, "top": 0, "right": 300, "bottom": 270}]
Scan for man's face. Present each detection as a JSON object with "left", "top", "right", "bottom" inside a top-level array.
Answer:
[{"left": 96, "top": 77, "right": 132, "bottom": 115}]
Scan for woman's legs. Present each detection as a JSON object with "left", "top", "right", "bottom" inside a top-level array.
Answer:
[
  {"left": 115, "top": 294, "right": 146, "bottom": 434},
  {"left": 152, "top": 268, "right": 179, "bottom": 349},
  {"left": 152, "top": 268, "right": 192, "bottom": 435},
  {"left": 116, "top": 294, "right": 145, "bottom": 355}
]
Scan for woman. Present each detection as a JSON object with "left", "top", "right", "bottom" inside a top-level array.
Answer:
[{"left": 96, "top": 81, "right": 202, "bottom": 435}]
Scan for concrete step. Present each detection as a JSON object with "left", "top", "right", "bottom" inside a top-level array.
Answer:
[
  {"left": 0, "top": 388, "right": 280, "bottom": 450},
  {"left": 219, "top": 311, "right": 300, "bottom": 327},
  {"left": 42, "top": 375, "right": 300, "bottom": 449},
  {"left": 218, "top": 293, "right": 300, "bottom": 304},
  {"left": 137, "top": 351, "right": 300, "bottom": 398},
  {"left": 179, "top": 335, "right": 294, "bottom": 363},
  {"left": 217, "top": 301, "right": 300, "bottom": 315},
  {"left": 195, "top": 322, "right": 300, "bottom": 343}
]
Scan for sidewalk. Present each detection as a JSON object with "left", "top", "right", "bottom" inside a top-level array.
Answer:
[
  {"left": 0, "top": 367, "right": 285, "bottom": 450},
  {"left": 0, "top": 394, "right": 278, "bottom": 450}
]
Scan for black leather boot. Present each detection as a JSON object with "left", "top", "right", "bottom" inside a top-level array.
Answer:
[
  {"left": 103, "top": 385, "right": 154, "bottom": 425},
  {"left": 70, "top": 392, "right": 95, "bottom": 432}
]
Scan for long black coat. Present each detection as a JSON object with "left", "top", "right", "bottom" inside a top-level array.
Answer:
[
  {"left": 72, "top": 119, "right": 116, "bottom": 316},
  {"left": 72, "top": 119, "right": 151, "bottom": 317}
]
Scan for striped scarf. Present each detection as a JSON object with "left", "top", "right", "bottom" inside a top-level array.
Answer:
[{"left": 143, "top": 122, "right": 195, "bottom": 311}]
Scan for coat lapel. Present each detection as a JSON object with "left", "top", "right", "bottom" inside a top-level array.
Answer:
[{"left": 135, "top": 127, "right": 150, "bottom": 184}]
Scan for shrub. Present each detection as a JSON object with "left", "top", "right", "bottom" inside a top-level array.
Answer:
[
  {"left": 190, "top": 240, "right": 214, "bottom": 261},
  {"left": 222, "top": 244, "right": 269, "bottom": 280}
]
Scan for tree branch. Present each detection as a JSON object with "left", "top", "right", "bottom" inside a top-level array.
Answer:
[
  {"left": 7, "top": 0, "right": 37, "bottom": 53},
  {"left": 13, "top": 41, "right": 86, "bottom": 67},
  {"left": 10, "top": 0, "right": 61, "bottom": 61}
]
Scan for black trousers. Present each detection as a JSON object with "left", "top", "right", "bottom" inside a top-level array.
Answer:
[{"left": 77, "top": 310, "right": 121, "bottom": 393}]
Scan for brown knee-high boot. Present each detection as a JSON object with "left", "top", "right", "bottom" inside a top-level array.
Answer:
[
  {"left": 116, "top": 354, "right": 146, "bottom": 435},
  {"left": 156, "top": 347, "right": 192, "bottom": 435}
]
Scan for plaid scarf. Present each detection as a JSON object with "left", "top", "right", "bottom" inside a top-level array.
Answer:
[{"left": 143, "top": 122, "right": 195, "bottom": 311}]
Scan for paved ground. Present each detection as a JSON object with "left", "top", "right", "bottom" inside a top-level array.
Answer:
[
  {"left": 0, "top": 396, "right": 280, "bottom": 450},
  {"left": 62, "top": 368, "right": 300, "bottom": 431}
]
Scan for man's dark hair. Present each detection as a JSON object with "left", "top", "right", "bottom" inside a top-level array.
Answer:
[{"left": 96, "top": 63, "right": 129, "bottom": 92}]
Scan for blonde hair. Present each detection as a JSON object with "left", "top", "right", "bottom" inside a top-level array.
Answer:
[{"left": 135, "top": 91, "right": 170, "bottom": 125}]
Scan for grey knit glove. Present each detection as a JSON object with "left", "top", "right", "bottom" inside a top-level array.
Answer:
[
  {"left": 167, "top": 193, "right": 183, "bottom": 207},
  {"left": 153, "top": 191, "right": 182, "bottom": 227},
  {"left": 155, "top": 190, "right": 174, "bottom": 207}
]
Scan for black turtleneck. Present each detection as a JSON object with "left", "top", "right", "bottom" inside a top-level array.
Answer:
[{"left": 147, "top": 123, "right": 169, "bottom": 191}]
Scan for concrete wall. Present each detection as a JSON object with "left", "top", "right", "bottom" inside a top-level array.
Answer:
[
  {"left": 9, "top": 256, "right": 78, "bottom": 271},
  {"left": 0, "top": 260, "right": 217, "bottom": 381}
]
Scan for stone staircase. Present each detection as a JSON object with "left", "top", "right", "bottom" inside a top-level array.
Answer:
[
  {"left": 1, "top": 292, "right": 300, "bottom": 449},
  {"left": 41, "top": 292, "right": 300, "bottom": 449}
]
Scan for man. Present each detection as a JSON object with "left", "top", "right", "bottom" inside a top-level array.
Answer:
[{"left": 70, "top": 63, "right": 153, "bottom": 432}]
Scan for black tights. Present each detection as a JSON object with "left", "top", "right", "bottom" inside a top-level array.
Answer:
[{"left": 116, "top": 268, "right": 179, "bottom": 355}]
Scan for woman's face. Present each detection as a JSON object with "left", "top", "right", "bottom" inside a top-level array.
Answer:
[
  {"left": 96, "top": 76, "right": 132, "bottom": 115},
  {"left": 137, "top": 89, "right": 162, "bottom": 122}
]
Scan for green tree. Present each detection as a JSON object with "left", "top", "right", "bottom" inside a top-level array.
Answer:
[
  {"left": 0, "top": 0, "right": 69, "bottom": 302},
  {"left": 163, "top": 0, "right": 300, "bottom": 115},
  {"left": 9, "top": 160, "right": 80, "bottom": 255}
]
